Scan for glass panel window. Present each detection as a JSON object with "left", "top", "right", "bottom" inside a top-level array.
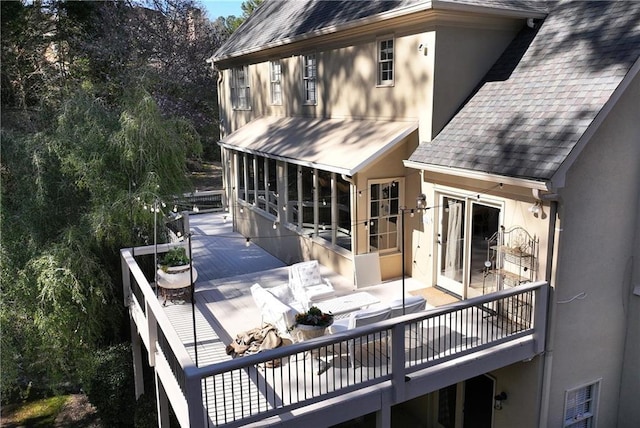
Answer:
[
  {"left": 287, "top": 163, "right": 299, "bottom": 225},
  {"left": 257, "top": 157, "right": 266, "bottom": 210},
  {"left": 267, "top": 158, "right": 278, "bottom": 216},
  {"left": 317, "top": 170, "right": 332, "bottom": 240},
  {"left": 246, "top": 154, "right": 255, "bottom": 204},
  {"left": 237, "top": 153, "right": 246, "bottom": 202},
  {"left": 231, "top": 65, "right": 250, "bottom": 109},
  {"left": 337, "top": 175, "right": 352, "bottom": 250},
  {"left": 369, "top": 179, "right": 401, "bottom": 252},
  {"left": 302, "top": 53, "right": 317, "bottom": 104},
  {"left": 270, "top": 60, "right": 282, "bottom": 105},
  {"left": 378, "top": 37, "right": 394, "bottom": 85},
  {"left": 564, "top": 382, "right": 599, "bottom": 428},
  {"left": 301, "top": 166, "right": 315, "bottom": 230}
]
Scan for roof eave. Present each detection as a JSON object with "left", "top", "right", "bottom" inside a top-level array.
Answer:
[
  {"left": 212, "top": 1, "right": 435, "bottom": 64},
  {"left": 432, "top": 0, "right": 548, "bottom": 20}
]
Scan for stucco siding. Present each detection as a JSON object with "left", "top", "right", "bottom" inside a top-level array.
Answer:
[
  {"left": 432, "top": 24, "right": 522, "bottom": 139},
  {"left": 544, "top": 71, "right": 640, "bottom": 427}
]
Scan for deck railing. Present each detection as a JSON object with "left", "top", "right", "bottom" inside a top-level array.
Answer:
[{"left": 122, "top": 246, "right": 548, "bottom": 428}]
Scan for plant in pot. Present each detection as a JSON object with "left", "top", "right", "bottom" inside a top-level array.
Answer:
[
  {"left": 292, "top": 306, "right": 334, "bottom": 341},
  {"left": 160, "top": 246, "right": 191, "bottom": 273}
]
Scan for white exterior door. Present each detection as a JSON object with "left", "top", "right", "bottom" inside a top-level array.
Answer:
[{"left": 437, "top": 194, "right": 501, "bottom": 299}]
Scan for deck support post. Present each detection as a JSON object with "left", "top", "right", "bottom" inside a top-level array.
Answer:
[
  {"left": 155, "top": 370, "right": 170, "bottom": 428},
  {"left": 130, "top": 319, "right": 145, "bottom": 399}
]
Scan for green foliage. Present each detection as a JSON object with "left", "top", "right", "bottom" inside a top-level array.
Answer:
[
  {"left": 161, "top": 246, "right": 190, "bottom": 267},
  {"left": 84, "top": 343, "right": 136, "bottom": 427}
]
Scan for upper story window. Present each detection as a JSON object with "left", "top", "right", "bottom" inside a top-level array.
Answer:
[
  {"left": 270, "top": 60, "right": 282, "bottom": 105},
  {"left": 377, "top": 36, "right": 394, "bottom": 86},
  {"left": 231, "top": 65, "right": 250, "bottom": 109},
  {"left": 302, "top": 53, "right": 317, "bottom": 105}
]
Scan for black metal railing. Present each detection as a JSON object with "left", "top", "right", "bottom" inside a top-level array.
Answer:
[{"left": 122, "top": 245, "right": 547, "bottom": 428}]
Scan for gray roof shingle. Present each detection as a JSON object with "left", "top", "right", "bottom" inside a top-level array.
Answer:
[
  {"left": 213, "top": 0, "right": 548, "bottom": 61},
  {"left": 408, "top": 0, "right": 640, "bottom": 183}
]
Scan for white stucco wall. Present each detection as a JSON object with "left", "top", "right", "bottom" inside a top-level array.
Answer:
[{"left": 542, "top": 72, "right": 640, "bottom": 427}]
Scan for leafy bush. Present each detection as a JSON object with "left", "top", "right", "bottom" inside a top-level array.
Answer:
[{"left": 84, "top": 343, "right": 135, "bottom": 427}]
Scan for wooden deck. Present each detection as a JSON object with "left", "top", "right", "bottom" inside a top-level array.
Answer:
[
  {"left": 162, "top": 212, "right": 432, "bottom": 365},
  {"left": 126, "top": 212, "right": 546, "bottom": 427}
]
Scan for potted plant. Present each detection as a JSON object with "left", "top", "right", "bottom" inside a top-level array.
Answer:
[
  {"left": 159, "top": 246, "right": 191, "bottom": 273},
  {"left": 292, "top": 306, "right": 334, "bottom": 341}
]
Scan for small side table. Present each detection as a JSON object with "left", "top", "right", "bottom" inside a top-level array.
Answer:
[{"left": 156, "top": 266, "right": 198, "bottom": 305}]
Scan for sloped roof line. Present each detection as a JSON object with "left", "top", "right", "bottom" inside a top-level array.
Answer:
[{"left": 212, "top": 0, "right": 548, "bottom": 63}]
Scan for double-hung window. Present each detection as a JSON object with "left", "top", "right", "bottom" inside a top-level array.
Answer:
[
  {"left": 270, "top": 60, "right": 282, "bottom": 105},
  {"left": 302, "top": 53, "right": 317, "bottom": 104},
  {"left": 368, "top": 179, "right": 402, "bottom": 253},
  {"left": 231, "top": 65, "right": 250, "bottom": 109},
  {"left": 563, "top": 381, "right": 600, "bottom": 428},
  {"left": 377, "top": 36, "right": 394, "bottom": 86}
]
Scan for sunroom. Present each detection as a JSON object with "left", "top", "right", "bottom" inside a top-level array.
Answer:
[{"left": 218, "top": 115, "right": 419, "bottom": 281}]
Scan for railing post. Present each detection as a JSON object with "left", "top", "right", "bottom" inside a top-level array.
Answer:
[
  {"left": 391, "top": 324, "right": 406, "bottom": 402},
  {"left": 533, "top": 283, "right": 549, "bottom": 355},
  {"left": 184, "top": 366, "right": 206, "bottom": 427},
  {"left": 147, "top": 303, "right": 157, "bottom": 367},
  {"left": 121, "top": 250, "right": 132, "bottom": 307}
]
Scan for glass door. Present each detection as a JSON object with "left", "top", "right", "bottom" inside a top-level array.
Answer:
[
  {"left": 437, "top": 196, "right": 466, "bottom": 297},
  {"left": 437, "top": 195, "right": 501, "bottom": 299}
]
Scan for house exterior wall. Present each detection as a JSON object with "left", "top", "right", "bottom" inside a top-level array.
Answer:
[
  {"left": 216, "top": 14, "right": 524, "bottom": 286},
  {"left": 217, "top": 16, "right": 522, "bottom": 137},
  {"left": 542, "top": 72, "right": 640, "bottom": 428}
]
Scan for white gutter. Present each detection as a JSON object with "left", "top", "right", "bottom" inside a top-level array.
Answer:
[{"left": 403, "top": 159, "right": 551, "bottom": 191}]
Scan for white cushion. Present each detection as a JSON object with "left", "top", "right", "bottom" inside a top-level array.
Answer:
[
  {"left": 268, "top": 284, "right": 295, "bottom": 304},
  {"left": 389, "top": 295, "right": 426, "bottom": 318}
]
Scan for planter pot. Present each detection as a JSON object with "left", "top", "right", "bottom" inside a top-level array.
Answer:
[
  {"left": 160, "top": 263, "right": 191, "bottom": 274},
  {"left": 294, "top": 321, "right": 333, "bottom": 342}
]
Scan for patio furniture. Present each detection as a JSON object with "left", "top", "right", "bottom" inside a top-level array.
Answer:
[
  {"left": 288, "top": 260, "right": 335, "bottom": 307},
  {"left": 389, "top": 295, "right": 427, "bottom": 317},
  {"left": 329, "top": 305, "right": 391, "bottom": 367},
  {"left": 315, "top": 291, "right": 380, "bottom": 317},
  {"left": 250, "top": 283, "right": 305, "bottom": 336}
]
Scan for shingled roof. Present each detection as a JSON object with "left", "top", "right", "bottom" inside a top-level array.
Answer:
[
  {"left": 407, "top": 0, "right": 640, "bottom": 185},
  {"left": 212, "top": 0, "right": 548, "bottom": 62}
]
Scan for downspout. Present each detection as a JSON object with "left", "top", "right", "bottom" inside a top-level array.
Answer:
[{"left": 536, "top": 188, "right": 561, "bottom": 428}]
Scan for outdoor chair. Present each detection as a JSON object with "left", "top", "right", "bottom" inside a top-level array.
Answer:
[
  {"left": 329, "top": 305, "right": 391, "bottom": 367},
  {"left": 389, "top": 295, "right": 426, "bottom": 318},
  {"left": 288, "top": 260, "right": 335, "bottom": 307}
]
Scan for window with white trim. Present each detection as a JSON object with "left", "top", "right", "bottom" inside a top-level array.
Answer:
[
  {"left": 302, "top": 53, "right": 316, "bottom": 104},
  {"left": 377, "top": 36, "right": 394, "bottom": 86},
  {"left": 270, "top": 60, "right": 282, "bottom": 105},
  {"left": 563, "top": 381, "right": 599, "bottom": 428},
  {"left": 368, "top": 179, "right": 402, "bottom": 253},
  {"left": 231, "top": 65, "right": 250, "bottom": 109}
]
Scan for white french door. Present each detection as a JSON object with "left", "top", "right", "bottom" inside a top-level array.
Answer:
[{"left": 437, "top": 194, "right": 501, "bottom": 298}]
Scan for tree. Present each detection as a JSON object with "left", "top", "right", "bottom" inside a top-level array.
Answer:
[{"left": 217, "top": 0, "right": 263, "bottom": 35}]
